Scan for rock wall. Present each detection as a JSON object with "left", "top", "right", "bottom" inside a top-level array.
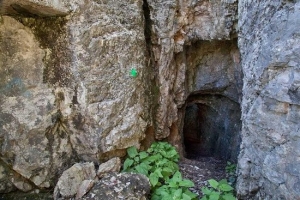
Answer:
[
  {"left": 182, "top": 40, "right": 242, "bottom": 161},
  {"left": 2, "top": 0, "right": 299, "bottom": 199},
  {"left": 237, "top": 0, "right": 300, "bottom": 199},
  {"left": 0, "top": 0, "right": 150, "bottom": 191},
  {"left": 147, "top": 0, "right": 238, "bottom": 139}
]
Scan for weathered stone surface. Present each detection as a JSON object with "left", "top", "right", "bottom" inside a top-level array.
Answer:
[
  {"left": 237, "top": 1, "right": 300, "bottom": 199},
  {"left": 0, "top": 0, "right": 71, "bottom": 16},
  {"left": 75, "top": 179, "right": 95, "bottom": 200},
  {"left": 184, "top": 95, "right": 241, "bottom": 161},
  {"left": 0, "top": 0, "right": 150, "bottom": 193},
  {"left": 67, "top": 0, "right": 150, "bottom": 158},
  {"left": 0, "top": 163, "right": 16, "bottom": 193},
  {"left": 181, "top": 39, "right": 242, "bottom": 161},
  {"left": 0, "top": 16, "right": 56, "bottom": 190},
  {"left": 186, "top": 40, "right": 242, "bottom": 102},
  {"left": 147, "top": 0, "right": 238, "bottom": 139},
  {"left": 97, "top": 157, "right": 121, "bottom": 178},
  {"left": 54, "top": 162, "right": 96, "bottom": 199},
  {"left": 83, "top": 172, "right": 151, "bottom": 200},
  {"left": 3, "top": 0, "right": 300, "bottom": 199}
]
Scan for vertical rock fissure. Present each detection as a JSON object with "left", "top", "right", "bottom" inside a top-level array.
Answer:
[
  {"left": 142, "top": 0, "right": 160, "bottom": 143},
  {"left": 142, "top": 0, "right": 152, "bottom": 58}
]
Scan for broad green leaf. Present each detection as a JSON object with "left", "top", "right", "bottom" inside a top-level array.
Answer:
[
  {"left": 168, "top": 162, "right": 179, "bottom": 171},
  {"left": 173, "top": 188, "right": 183, "bottom": 199},
  {"left": 127, "top": 146, "right": 138, "bottom": 158},
  {"left": 179, "top": 179, "right": 194, "bottom": 187},
  {"left": 209, "top": 192, "right": 220, "bottom": 200},
  {"left": 182, "top": 193, "right": 192, "bottom": 200},
  {"left": 184, "top": 189, "right": 198, "bottom": 199},
  {"left": 219, "top": 183, "right": 234, "bottom": 192},
  {"left": 208, "top": 179, "right": 219, "bottom": 189},
  {"left": 154, "top": 168, "right": 163, "bottom": 178},
  {"left": 161, "top": 167, "right": 173, "bottom": 179},
  {"left": 166, "top": 149, "right": 177, "bottom": 158},
  {"left": 123, "top": 159, "right": 134, "bottom": 171},
  {"left": 139, "top": 151, "right": 149, "bottom": 159},
  {"left": 135, "top": 164, "right": 148, "bottom": 175},
  {"left": 150, "top": 143, "right": 158, "bottom": 149},
  {"left": 134, "top": 156, "right": 140, "bottom": 162},
  {"left": 201, "top": 187, "right": 212, "bottom": 195},
  {"left": 222, "top": 193, "right": 236, "bottom": 200},
  {"left": 161, "top": 194, "right": 173, "bottom": 200},
  {"left": 200, "top": 196, "right": 208, "bottom": 200},
  {"left": 140, "top": 162, "right": 151, "bottom": 171},
  {"left": 149, "top": 172, "right": 159, "bottom": 187},
  {"left": 219, "top": 179, "right": 228, "bottom": 184},
  {"left": 147, "top": 147, "right": 154, "bottom": 153},
  {"left": 168, "top": 180, "right": 178, "bottom": 188},
  {"left": 162, "top": 167, "right": 173, "bottom": 173},
  {"left": 161, "top": 150, "right": 167, "bottom": 158},
  {"left": 144, "top": 155, "right": 159, "bottom": 163},
  {"left": 172, "top": 171, "right": 182, "bottom": 182},
  {"left": 151, "top": 194, "right": 160, "bottom": 200},
  {"left": 157, "top": 158, "right": 168, "bottom": 166}
]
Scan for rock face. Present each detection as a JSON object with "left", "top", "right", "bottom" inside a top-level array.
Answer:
[
  {"left": 1, "top": 0, "right": 300, "bottom": 199},
  {"left": 54, "top": 160, "right": 150, "bottom": 200},
  {"left": 0, "top": 0, "right": 150, "bottom": 191},
  {"left": 236, "top": 1, "right": 300, "bottom": 199},
  {"left": 146, "top": 0, "right": 238, "bottom": 139},
  {"left": 183, "top": 40, "right": 242, "bottom": 161}
]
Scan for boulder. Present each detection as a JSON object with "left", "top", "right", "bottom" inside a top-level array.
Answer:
[
  {"left": 83, "top": 172, "right": 150, "bottom": 200},
  {"left": 97, "top": 157, "right": 121, "bottom": 178},
  {"left": 54, "top": 162, "right": 96, "bottom": 199}
]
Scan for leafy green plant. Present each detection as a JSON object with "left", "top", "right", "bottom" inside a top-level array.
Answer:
[
  {"left": 225, "top": 162, "right": 237, "bottom": 186},
  {"left": 225, "top": 162, "right": 236, "bottom": 176},
  {"left": 200, "top": 179, "right": 236, "bottom": 200},
  {"left": 152, "top": 171, "right": 198, "bottom": 200},
  {"left": 122, "top": 142, "right": 198, "bottom": 200}
]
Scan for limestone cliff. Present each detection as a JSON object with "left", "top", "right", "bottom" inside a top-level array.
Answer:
[
  {"left": 0, "top": 0, "right": 150, "bottom": 191},
  {"left": 237, "top": 1, "right": 300, "bottom": 199},
  {"left": 0, "top": 0, "right": 299, "bottom": 199}
]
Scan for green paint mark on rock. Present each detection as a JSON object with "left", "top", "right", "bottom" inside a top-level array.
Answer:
[{"left": 130, "top": 68, "right": 138, "bottom": 77}]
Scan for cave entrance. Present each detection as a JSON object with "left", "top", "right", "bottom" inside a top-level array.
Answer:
[{"left": 183, "top": 94, "right": 241, "bottom": 162}]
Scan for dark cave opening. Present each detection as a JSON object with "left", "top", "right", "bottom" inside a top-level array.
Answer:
[{"left": 183, "top": 94, "right": 241, "bottom": 162}]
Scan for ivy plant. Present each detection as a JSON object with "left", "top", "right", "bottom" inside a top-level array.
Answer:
[
  {"left": 122, "top": 142, "right": 198, "bottom": 200},
  {"left": 200, "top": 179, "right": 236, "bottom": 200}
]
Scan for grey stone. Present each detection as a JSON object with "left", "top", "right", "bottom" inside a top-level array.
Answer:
[
  {"left": 97, "top": 157, "right": 121, "bottom": 178},
  {"left": 75, "top": 179, "right": 95, "bottom": 200},
  {"left": 0, "top": 0, "right": 71, "bottom": 16},
  {"left": 83, "top": 172, "right": 151, "bottom": 200},
  {"left": 54, "top": 162, "right": 96, "bottom": 199},
  {"left": 237, "top": 1, "right": 300, "bottom": 199}
]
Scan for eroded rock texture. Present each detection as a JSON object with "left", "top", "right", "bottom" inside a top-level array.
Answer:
[
  {"left": 237, "top": 1, "right": 300, "bottom": 199},
  {"left": 83, "top": 172, "right": 150, "bottom": 200},
  {"left": 0, "top": 0, "right": 150, "bottom": 192},
  {"left": 0, "top": 0, "right": 70, "bottom": 17},
  {"left": 2, "top": 0, "right": 299, "bottom": 199},
  {"left": 183, "top": 40, "right": 242, "bottom": 161},
  {"left": 147, "top": 0, "right": 238, "bottom": 139}
]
